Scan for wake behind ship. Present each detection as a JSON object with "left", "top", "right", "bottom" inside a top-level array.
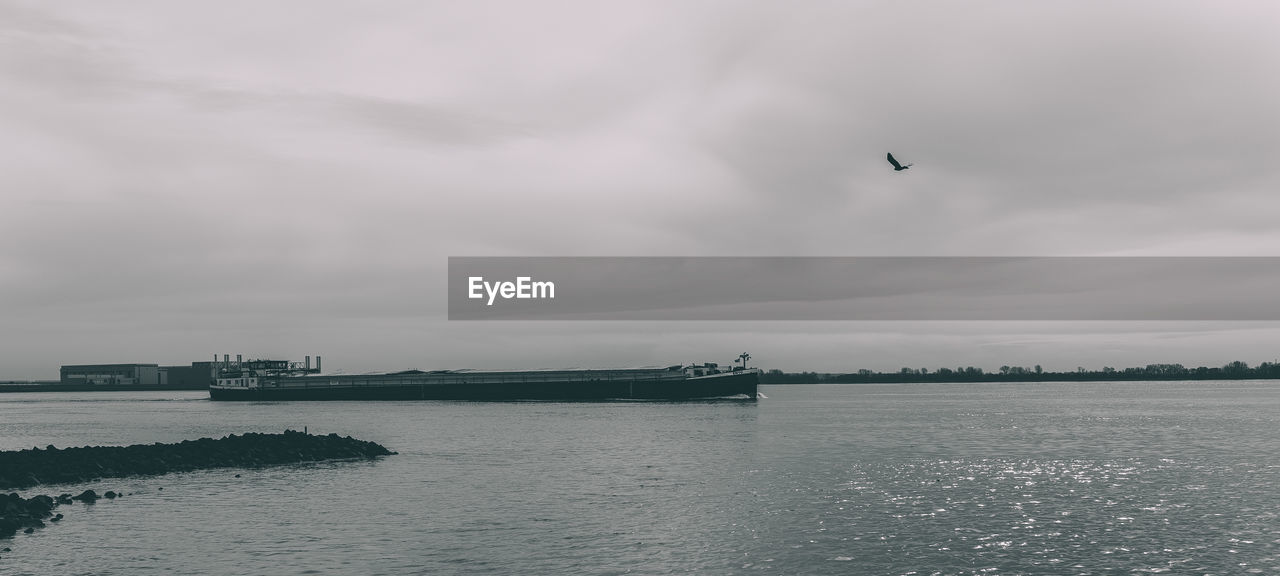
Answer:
[{"left": 208, "top": 357, "right": 758, "bottom": 401}]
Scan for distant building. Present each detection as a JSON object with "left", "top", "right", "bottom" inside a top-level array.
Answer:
[{"left": 60, "top": 364, "right": 161, "bottom": 386}]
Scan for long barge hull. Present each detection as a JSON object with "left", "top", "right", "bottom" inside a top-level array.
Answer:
[{"left": 209, "top": 370, "right": 758, "bottom": 401}]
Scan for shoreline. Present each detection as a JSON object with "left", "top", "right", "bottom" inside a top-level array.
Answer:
[{"left": 0, "top": 383, "right": 207, "bottom": 393}]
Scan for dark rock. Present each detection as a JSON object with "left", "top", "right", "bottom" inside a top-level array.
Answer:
[
  {"left": 71, "top": 489, "right": 98, "bottom": 503},
  {"left": 103, "top": 491, "right": 117, "bottom": 499},
  {"left": 23, "top": 495, "right": 54, "bottom": 516},
  {"left": 51, "top": 513, "right": 63, "bottom": 522}
]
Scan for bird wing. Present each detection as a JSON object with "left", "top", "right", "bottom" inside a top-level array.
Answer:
[{"left": 886, "top": 153, "right": 902, "bottom": 169}]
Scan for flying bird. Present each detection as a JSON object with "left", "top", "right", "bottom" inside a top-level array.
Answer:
[{"left": 886, "top": 152, "right": 912, "bottom": 171}]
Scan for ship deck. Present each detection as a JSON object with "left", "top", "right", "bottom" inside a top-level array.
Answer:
[{"left": 210, "top": 369, "right": 758, "bottom": 401}]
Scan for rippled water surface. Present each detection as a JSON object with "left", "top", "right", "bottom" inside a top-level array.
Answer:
[{"left": 2, "top": 381, "right": 1279, "bottom": 575}]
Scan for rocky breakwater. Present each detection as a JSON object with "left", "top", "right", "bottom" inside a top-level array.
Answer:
[
  {"left": 0, "top": 430, "right": 395, "bottom": 491},
  {"left": 0, "top": 431, "right": 395, "bottom": 544}
]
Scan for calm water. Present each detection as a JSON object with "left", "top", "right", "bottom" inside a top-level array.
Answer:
[{"left": 2, "top": 381, "right": 1279, "bottom": 575}]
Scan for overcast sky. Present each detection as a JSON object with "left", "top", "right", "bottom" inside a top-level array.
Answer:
[{"left": 3, "top": 1, "right": 1280, "bottom": 379}]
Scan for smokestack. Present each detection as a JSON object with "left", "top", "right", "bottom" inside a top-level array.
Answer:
[
  {"left": 316, "top": 356, "right": 322, "bottom": 373},
  {"left": 236, "top": 354, "right": 242, "bottom": 366},
  {"left": 224, "top": 354, "right": 229, "bottom": 365},
  {"left": 305, "top": 356, "right": 311, "bottom": 370}
]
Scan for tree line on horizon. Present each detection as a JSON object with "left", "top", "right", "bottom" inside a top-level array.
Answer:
[{"left": 760, "top": 360, "right": 1280, "bottom": 384}]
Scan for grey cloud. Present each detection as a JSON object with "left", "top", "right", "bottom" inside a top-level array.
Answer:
[
  {"left": 158, "top": 84, "right": 537, "bottom": 148},
  {"left": 3, "top": 1, "right": 1280, "bottom": 378},
  {"left": 2, "top": 5, "right": 535, "bottom": 150}
]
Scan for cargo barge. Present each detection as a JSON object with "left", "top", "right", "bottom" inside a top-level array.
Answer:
[{"left": 208, "top": 357, "right": 758, "bottom": 401}]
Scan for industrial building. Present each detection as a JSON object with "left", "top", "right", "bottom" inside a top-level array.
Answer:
[
  {"left": 60, "top": 364, "right": 163, "bottom": 386},
  {"left": 52, "top": 357, "right": 288, "bottom": 389}
]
